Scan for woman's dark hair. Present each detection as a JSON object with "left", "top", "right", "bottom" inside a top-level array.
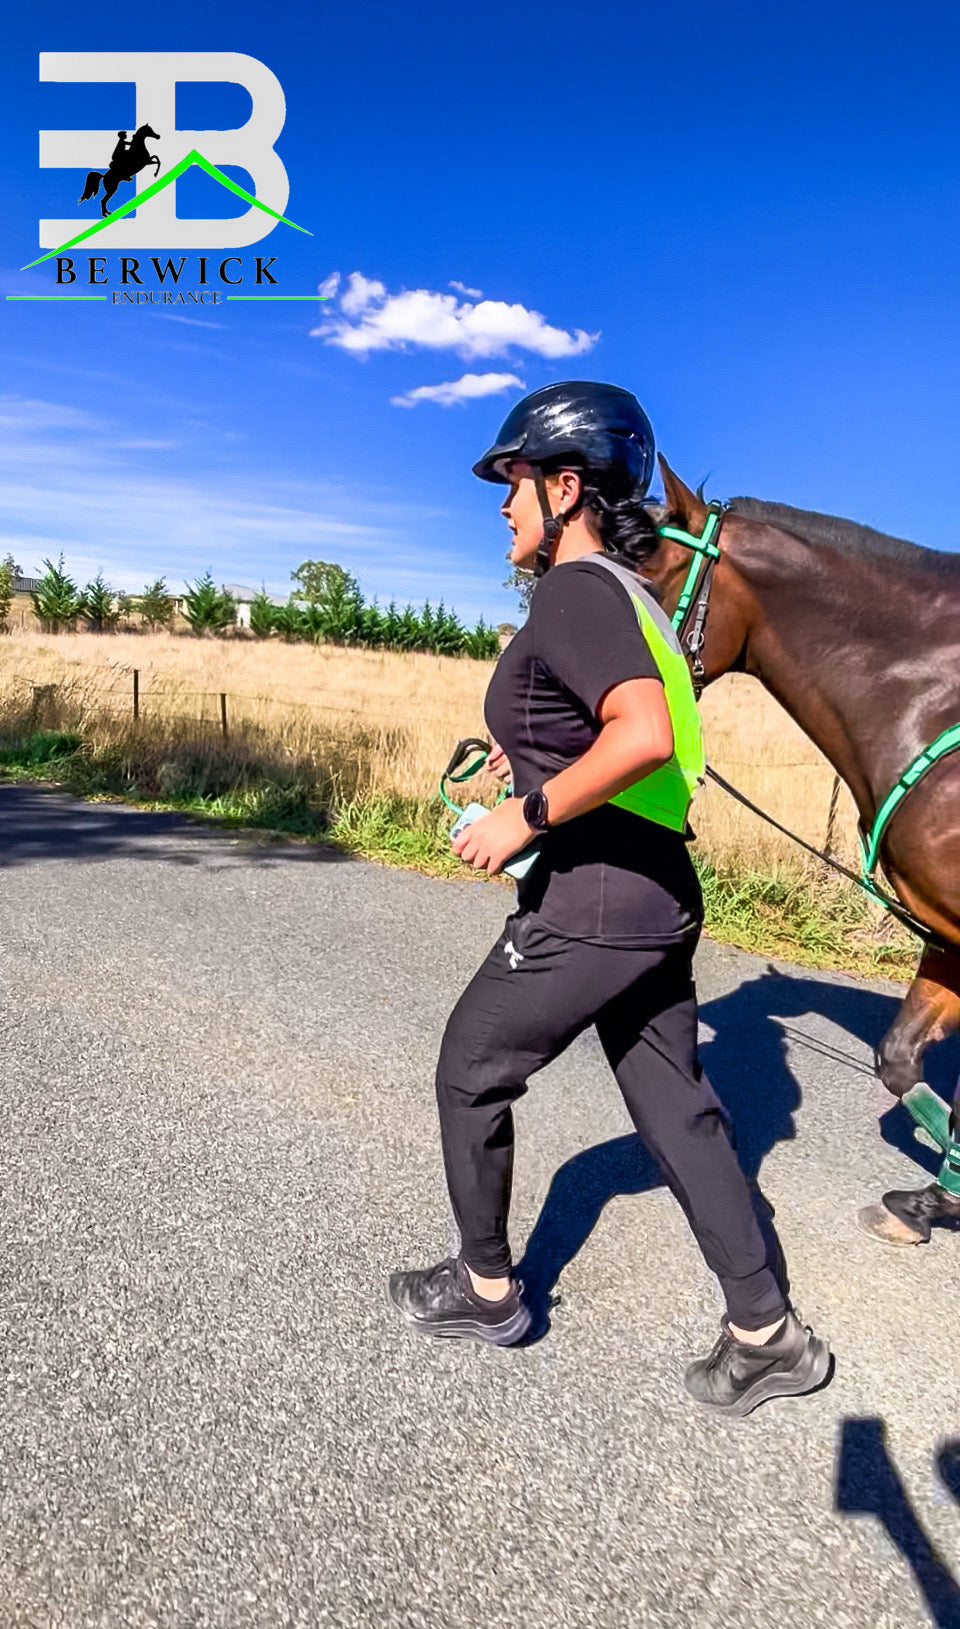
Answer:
[
  {"left": 540, "top": 458, "right": 661, "bottom": 568},
  {"left": 584, "top": 486, "right": 661, "bottom": 568}
]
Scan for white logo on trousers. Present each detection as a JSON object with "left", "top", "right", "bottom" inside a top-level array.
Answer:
[{"left": 504, "top": 939, "right": 524, "bottom": 970}]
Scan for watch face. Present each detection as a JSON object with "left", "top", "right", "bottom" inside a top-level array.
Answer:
[{"left": 524, "top": 790, "right": 548, "bottom": 829}]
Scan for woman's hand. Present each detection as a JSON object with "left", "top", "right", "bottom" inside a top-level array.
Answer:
[
  {"left": 487, "top": 742, "right": 513, "bottom": 785},
  {"left": 451, "top": 797, "right": 534, "bottom": 875}
]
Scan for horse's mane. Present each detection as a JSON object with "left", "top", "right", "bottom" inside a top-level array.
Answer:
[{"left": 729, "top": 496, "right": 960, "bottom": 580}]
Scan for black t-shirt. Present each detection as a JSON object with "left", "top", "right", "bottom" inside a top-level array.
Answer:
[{"left": 484, "top": 555, "right": 702, "bottom": 945}]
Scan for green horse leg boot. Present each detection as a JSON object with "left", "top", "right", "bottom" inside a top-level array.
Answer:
[{"left": 858, "top": 1084, "right": 960, "bottom": 1245}]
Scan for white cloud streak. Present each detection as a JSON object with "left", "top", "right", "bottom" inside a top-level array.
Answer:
[
  {"left": 392, "top": 372, "right": 525, "bottom": 409},
  {"left": 0, "top": 395, "right": 505, "bottom": 620},
  {"left": 312, "top": 270, "right": 598, "bottom": 361},
  {"left": 449, "top": 280, "right": 483, "bottom": 298}
]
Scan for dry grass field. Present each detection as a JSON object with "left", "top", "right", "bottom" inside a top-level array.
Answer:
[{"left": 0, "top": 626, "right": 859, "bottom": 874}]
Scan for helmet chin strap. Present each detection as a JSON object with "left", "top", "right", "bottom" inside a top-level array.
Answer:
[{"left": 532, "top": 467, "right": 580, "bottom": 578}]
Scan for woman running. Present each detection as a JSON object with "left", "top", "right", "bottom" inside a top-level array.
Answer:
[{"left": 389, "top": 382, "right": 830, "bottom": 1416}]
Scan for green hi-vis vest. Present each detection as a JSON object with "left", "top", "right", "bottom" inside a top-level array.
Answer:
[{"left": 587, "top": 556, "right": 705, "bottom": 833}]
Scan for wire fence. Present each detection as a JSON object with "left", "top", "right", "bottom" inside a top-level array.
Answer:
[
  {"left": 2, "top": 668, "right": 417, "bottom": 730},
  {"left": 2, "top": 666, "right": 850, "bottom": 856}
]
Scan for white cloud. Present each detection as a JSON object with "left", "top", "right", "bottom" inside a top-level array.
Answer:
[
  {"left": 317, "top": 271, "right": 341, "bottom": 300},
  {"left": 312, "top": 270, "right": 598, "bottom": 361},
  {"left": 0, "top": 394, "right": 512, "bottom": 621},
  {"left": 0, "top": 397, "right": 104, "bottom": 433},
  {"left": 340, "top": 272, "right": 387, "bottom": 317},
  {"left": 449, "top": 280, "right": 483, "bottom": 298},
  {"left": 116, "top": 438, "right": 178, "bottom": 450},
  {"left": 392, "top": 372, "right": 525, "bottom": 409},
  {"left": 151, "top": 312, "right": 225, "bottom": 331}
]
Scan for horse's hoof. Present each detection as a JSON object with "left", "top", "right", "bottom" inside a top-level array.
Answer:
[{"left": 857, "top": 1202, "right": 928, "bottom": 1246}]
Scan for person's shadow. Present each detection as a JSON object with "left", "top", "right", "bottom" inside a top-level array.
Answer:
[
  {"left": 836, "top": 1418, "right": 960, "bottom": 1627},
  {"left": 516, "top": 965, "right": 959, "bottom": 1335}
]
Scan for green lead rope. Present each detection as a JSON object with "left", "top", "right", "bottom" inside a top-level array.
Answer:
[{"left": 439, "top": 737, "right": 509, "bottom": 817}]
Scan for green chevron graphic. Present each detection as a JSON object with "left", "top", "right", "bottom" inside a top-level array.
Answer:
[{"left": 22, "top": 149, "right": 311, "bottom": 270}]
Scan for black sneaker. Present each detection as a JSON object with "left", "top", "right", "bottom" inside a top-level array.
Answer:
[
  {"left": 388, "top": 1255, "right": 531, "bottom": 1346},
  {"left": 684, "top": 1310, "right": 831, "bottom": 1417}
]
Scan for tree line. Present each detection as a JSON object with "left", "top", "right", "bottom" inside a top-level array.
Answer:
[{"left": 0, "top": 555, "right": 502, "bottom": 659}]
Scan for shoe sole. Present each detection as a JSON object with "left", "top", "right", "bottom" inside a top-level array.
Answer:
[
  {"left": 686, "top": 1337, "right": 832, "bottom": 1419},
  {"left": 388, "top": 1285, "right": 532, "bottom": 1347}
]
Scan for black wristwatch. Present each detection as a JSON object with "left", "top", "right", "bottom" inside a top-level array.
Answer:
[{"left": 522, "top": 788, "right": 550, "bottom": 832}]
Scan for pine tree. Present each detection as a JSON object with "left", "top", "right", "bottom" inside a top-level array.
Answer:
[
  {"left": 417, "top": 600, "right": 436, "bottom": 652},
  {"left": 315, "top": 573, "right": 365, "bottom": 644},
  {"left": 0, "top": 554, "right": 15, "bottom": 634},
  {"left": 394, "top": 605, "right": 419, "bottom": 651},
  {"left": 249, "top": 589, "right": 276, "bottom": 638},
  {"left": 32, "top": 556, "right": 81, "bottom": 633},
  {"left": 138, "top": 578, "right": 174, "bottom": 631},
  {"left": 432, "top": 600, "right": 465, "bottom": 656},
  {"left": 79, "top": 572, "right": 119, "bottom": 632},
  {"left": 183, "top": 572, "right": 236, "bottom": 636},
  {"left": 382, "top": 599, "right": 403, "bottom": 650},
  {"left": 464, "top": 616, "right": 500, "bottom": 659},
  {"left": 359, "top": 600, "right": 386, "bottom": 648},
  {"left": 273, "top": 599, "right": 306, "bottom": 641},
  {"left": 298, "top": 600, "right": 327, "bottom": 643}
]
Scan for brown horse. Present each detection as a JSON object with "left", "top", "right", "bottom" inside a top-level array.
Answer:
[{"left": 647, "top": 457, "right": 960, "bottom": 1242}]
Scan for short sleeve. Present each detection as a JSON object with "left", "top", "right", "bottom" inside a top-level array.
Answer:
[{"left": 530, "top": 559, "right": 661, "bottom": 717}]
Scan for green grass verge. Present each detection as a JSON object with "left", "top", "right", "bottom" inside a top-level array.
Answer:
[{"left": 0, "top": 729, "right": 917, "bottom": 980}]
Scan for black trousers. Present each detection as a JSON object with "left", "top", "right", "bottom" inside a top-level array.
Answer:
[{"left": 435, "top": 910, "right": 788, "bottom": 1331}]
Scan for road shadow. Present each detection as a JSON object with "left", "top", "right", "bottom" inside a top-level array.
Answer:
[
  {"left": 0, "top": 784, "right": 352, "bottom": 869},
  {"left": 836, "top": 1417, "right": 960, "bottom": 1628},
  {"left": 517, "top": 964, "right": 960, "bottom": 1332},
  {"left": 700, "top": 964, "right": 958, "bottom": 1178}
]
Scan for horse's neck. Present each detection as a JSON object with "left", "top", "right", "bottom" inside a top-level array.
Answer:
[{"left": 734, "top": 532, "right": 935, "bottom": 818}]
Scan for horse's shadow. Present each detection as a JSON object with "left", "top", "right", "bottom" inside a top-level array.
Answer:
[{"left": 516, "top": 964, "right": 960, "bottom": 1333}]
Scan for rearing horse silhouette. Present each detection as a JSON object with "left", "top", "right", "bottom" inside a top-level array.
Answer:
[
  {"left": 78, "top": 124, "right": 161, "bottom": 219},
  {"left": 646, "top": 458, "right": 960, "bottom": 1239}
]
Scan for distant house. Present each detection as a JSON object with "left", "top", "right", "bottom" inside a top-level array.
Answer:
[
  {"left": 168, "top": 583, "right": 286, "bottom": 628},
  {"left": 221, "top": 584, "right": 288, "bottom": 628},
  {"left": 12, "top": 576, "right": 41, "bottom": 597},
  {"left": 222, "top": 584, "right": 258, "bottom": 629}
]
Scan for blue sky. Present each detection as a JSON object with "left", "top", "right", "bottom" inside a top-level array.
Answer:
[{"left": 2, "top": 0, "right": 959, "bottom": 625}]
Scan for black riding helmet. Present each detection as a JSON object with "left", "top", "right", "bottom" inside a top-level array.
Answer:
[{"left": 473, "top": 381, "right": 655, "bottom": 576}]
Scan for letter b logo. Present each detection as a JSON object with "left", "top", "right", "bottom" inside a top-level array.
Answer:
[{"left": 39, "top": 52, "right": 288, "bottom": 249}]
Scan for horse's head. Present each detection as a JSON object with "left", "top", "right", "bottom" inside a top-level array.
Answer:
[
  {"left": 136, "top": 124, "right": 160, "bottom": 140},
  {"left": 642, "top": 455, "right": 756, "bottom": 687}
]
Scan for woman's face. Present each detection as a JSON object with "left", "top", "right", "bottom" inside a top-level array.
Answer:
[{"left": 500, "top": 462, "right": 571, "bottom": 569}]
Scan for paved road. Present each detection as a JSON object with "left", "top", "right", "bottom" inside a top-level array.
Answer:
[{"left": 0, "top": 784, "right": 958, "bottom": 1629}]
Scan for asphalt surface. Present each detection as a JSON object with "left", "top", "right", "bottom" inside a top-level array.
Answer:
[{"left": 0, "top": 783, "right": 958, "bottom": 1629}]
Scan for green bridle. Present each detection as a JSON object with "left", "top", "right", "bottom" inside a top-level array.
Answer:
[{"left": 658, "top": 502, "right": 725, "bottom": 696}]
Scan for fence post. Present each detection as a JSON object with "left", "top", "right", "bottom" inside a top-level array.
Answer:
[
  {"left": 133, "top": 669, "right": 139, "bottom": 721},
  {"left": 30, "top": 683, "right": 57, "bottom": 729},
  {"left": 220, "top": 692, "right": 228, "bottom": 738},
  {"left": 824, "top": 773, "right": 842, "bottom": 858}
]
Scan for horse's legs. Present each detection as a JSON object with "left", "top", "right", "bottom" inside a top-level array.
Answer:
[
  {"left": 100, "top": 173, "right": 120, "bottom": 218},
  {"left": 861, "top": 947, "right": 960, "bottom": 1244},
  {"left": 876, "top": 947, "right": 960, "bottom": 1097}
]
